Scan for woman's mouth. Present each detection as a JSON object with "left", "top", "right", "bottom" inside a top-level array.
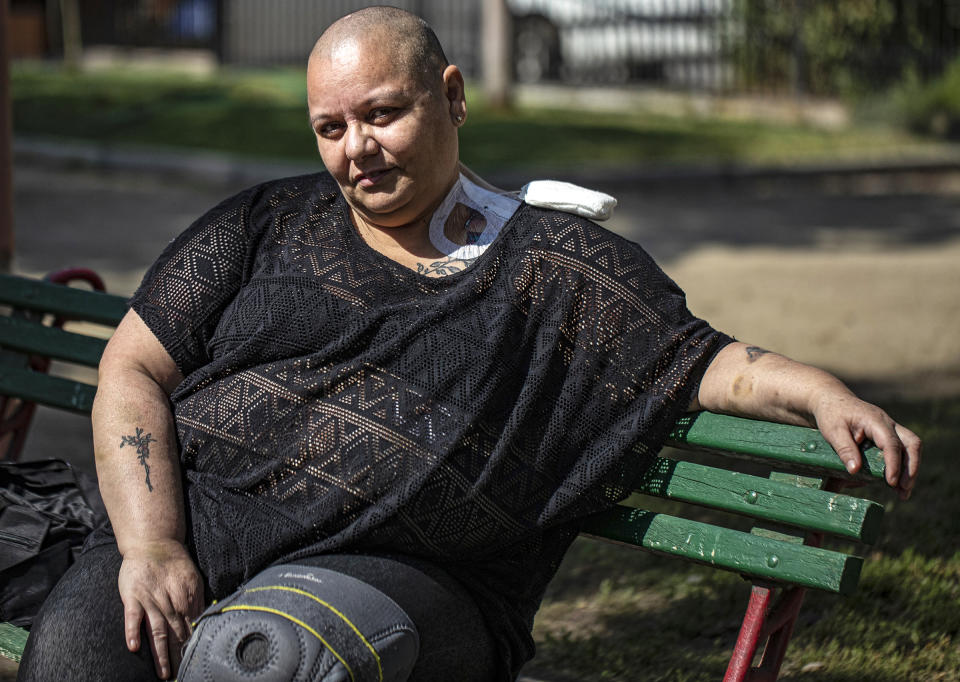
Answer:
[{"left": 357, "top": 168, "right": 394, "bottom": 188}]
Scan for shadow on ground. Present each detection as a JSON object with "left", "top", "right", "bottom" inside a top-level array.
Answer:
[{"left": 602, "top": 185, "right": 960, "bottom": 263}]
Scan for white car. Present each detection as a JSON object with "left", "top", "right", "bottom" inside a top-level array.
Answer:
[{"left": 508, "top": 0, "right": 732, "bottom": 85}]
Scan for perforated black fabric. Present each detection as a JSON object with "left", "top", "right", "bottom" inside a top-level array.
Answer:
[{"left": 131, "top": 172, "right": 733, "bottom": 677}]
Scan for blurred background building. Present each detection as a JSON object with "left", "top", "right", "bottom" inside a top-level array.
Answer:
[{"left": 6, "top": 0, "right": 960, "bottom": 96}]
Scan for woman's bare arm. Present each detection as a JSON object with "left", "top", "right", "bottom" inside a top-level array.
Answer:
[
  {"left": 92, "top": 309, "right": 203, "bottom": 679},
  {"left": 692, "top": 341, "right": 921, "bottom": 499}
]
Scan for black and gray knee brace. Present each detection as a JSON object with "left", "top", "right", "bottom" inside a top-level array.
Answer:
[{"left": 177, "top": 564, "right": 419, "bottom": 682}]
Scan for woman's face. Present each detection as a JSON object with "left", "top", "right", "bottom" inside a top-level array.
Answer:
[{"left": 307, "top": 36, "right": 465, "bottom": 230}]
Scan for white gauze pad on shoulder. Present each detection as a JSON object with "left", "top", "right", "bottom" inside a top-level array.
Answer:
[{"left": 519, "top": 180, "right": 618, "bottom": 221}]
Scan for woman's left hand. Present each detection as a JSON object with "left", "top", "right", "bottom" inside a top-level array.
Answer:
[{"left": 810, "top": 391, "right": 922, "bottom": 500}]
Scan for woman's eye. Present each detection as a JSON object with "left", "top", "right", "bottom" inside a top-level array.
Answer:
[
  {"left": 318, "top": 123, "right": 344, "bottom": 138},
  {"left": 370, "top": 108, "right": 396, "bottom": 121}
]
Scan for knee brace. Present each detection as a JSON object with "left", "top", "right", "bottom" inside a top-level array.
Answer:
[{"left": 177, "top": 564, "right": 419, "bottom": 682}]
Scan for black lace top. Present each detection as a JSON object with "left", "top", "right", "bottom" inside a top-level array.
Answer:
[{"left": 130, "top": 172, "right": 732, "bottom": 677}]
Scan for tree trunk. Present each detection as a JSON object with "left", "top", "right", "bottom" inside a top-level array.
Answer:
[
  {"left": 59, "top": 0, "right": 82, "bottom": 70},
  {"left": 0, "top": 0, "right": 14, "bottom": 272},
  {"left": 481, "top": 0, "right": 512, "bottom": 109}
]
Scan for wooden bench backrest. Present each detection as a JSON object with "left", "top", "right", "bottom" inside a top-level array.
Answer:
[
  {"left": 0, "top": 273, "right": 126, "bottom": 415},
  {"left": 0, "top": 274, "right": 885, "bottom": 597},
  {"left": 584, "top": 413, "right": 885, "bottom": 594}
]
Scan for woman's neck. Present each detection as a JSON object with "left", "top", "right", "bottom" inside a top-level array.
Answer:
[
  {"left": 350, "top": 172, "right": 521, "bottom": 278},
  {"left": 351, "top": 209, "right": 444, "bottom": 262}
]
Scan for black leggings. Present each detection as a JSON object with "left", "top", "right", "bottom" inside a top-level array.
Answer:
[{"left": 18, "top": 543, "right": 498, "bottom": 681}]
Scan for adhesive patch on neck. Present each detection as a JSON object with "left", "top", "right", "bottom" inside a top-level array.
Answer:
[{"left": 428, "top": 174, "right": 521, "bottom": 262}]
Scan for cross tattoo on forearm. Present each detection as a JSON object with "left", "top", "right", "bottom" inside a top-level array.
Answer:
[{"left": 120, "top": 427, "right": 157, "bottom": 492}]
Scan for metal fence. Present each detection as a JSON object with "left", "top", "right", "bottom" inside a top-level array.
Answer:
[
  {"left": 71, "top": 0, "right": 960, "bottom": 95},
  {"left": 218, "top": 0, "right": 733, "bottom": 91},
  {"left": 219, "top": 0, "right": 480, "bottom": 76}
]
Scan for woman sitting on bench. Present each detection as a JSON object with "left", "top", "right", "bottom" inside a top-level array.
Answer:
[{"left": 18, "top": 7, "right": 920, "bottom": 682}]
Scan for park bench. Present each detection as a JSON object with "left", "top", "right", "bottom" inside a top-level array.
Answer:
[{"left": 0, "top": 271, "right": 889, "bottom": 681}]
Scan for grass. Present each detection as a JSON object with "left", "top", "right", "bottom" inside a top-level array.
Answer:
[
  {"left": 10, "top": 63, "right": 954, "bottom": 173},
  {"left": 11, "top": 65, "right": 313, "bottom": 161},
  {"left": 524, "top": 395, "right": 960, "bottom": 681}
]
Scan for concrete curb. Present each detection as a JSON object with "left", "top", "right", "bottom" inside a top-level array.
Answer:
[{"left": 14, "top": 134, "right": 960, "bottom": 191}]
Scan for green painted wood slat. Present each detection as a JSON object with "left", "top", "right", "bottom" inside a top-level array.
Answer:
[
  {"left": 0, "top": 274, "right": 127, "bottom": 326},
  {"left": 0, "top": 316, "right": 108, "bottom": 367},
  {"left": 0, "top": 366, "right": 96, "bottom": 414},
  {"left": 581, "top": 506, "right": 863, "bottom": 594},
  {"left": 627, "top": 457, "right": 883, "bottom": 543},
  {"left": 0, "top": 622, "right": 28, "bottom": 663},
  {"left": 749, "top": 473, "right": 828, "bottom": 545},
  {"left": 667, "top": 411, "right": 886, "bottom": 482}
]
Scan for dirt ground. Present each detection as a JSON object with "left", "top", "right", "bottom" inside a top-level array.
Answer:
[{"left": 668, "top": 239, "right": 960, "bottom": 399}]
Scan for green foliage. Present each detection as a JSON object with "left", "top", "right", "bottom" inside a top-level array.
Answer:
[
  {"left": 731, "top": 0, "right": 943, "bottom": 97},
  {"left": 894, "top": 57, "right": 960, "bottom": 139},
  {"left": 11, "top": 64, "right": 316, "bottom": 161},
  {"left": 800, "top": 0, "right": 896, "bottom": 95}
]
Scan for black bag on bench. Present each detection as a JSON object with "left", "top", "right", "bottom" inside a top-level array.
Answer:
[{"left": 0, "top": 459, "right": 107, "bottom": 628}]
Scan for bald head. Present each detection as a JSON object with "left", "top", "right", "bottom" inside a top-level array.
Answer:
[{"left": 310, "top": 6, "right": 449, "bottom": 93}]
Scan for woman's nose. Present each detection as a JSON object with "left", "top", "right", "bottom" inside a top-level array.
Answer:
[{"left": 345, "top": 123, "right": 378, "bottom": 161}]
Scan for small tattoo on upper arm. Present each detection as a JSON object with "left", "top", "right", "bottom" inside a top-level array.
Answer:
[
  {"left": 745, "top": 346, "right": 771, "bottom": 362},
  {"left": 120, "top": 427, "right": 157, "bottom": 492}
]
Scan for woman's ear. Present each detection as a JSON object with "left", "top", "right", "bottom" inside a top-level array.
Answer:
[{"left": 442, "top": 65, "right": 467, "bottom": 125}]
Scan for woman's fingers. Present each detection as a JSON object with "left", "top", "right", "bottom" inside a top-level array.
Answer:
[
  {"left": 119, "top": 560, "right": 201, "bottom": 679},
  {"left": 160, "top": 596, "right": 190, "bottom": 645},
  {"left": 123, "top": 598, "right": 144, "bottom": 652},
  {"left": 171, "top": 575, "right": 204, "bottom": 622},
  {"left": 817, "top": 400, "right": 921, "bottom": 500},
  {"left": 862, "top": 416, "right": 922, "bottom": 499},
  {"left": 818, "top": 415, "right": 864, "bottom": 475},
  {"left": 894, "top": 423, "right": 922, "bottom": 499},
  {"left": 864, "top": 418, "right": 902, "bottom": 489},
  {"left": 144, "top": 607, "right": 172, "bottom": 679}
]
